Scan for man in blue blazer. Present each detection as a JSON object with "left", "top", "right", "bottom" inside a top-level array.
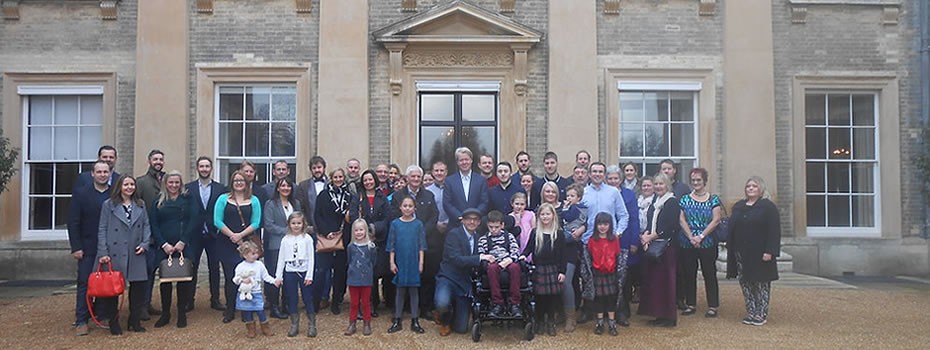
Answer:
[
  {"left": 73, "top": 145, "right": 120, "bottom": 190},
  {"left": 68, "top": 160, "right": 112, "bottom": 336},
  {"left": 185, "top": 156, "right": 228, "bottom": 311},
  {"left": 434, "top": 208, "right": 494, "bottom": 336},
  {"left": 442, "top": 147, "right": 489, "bottom": 228}
]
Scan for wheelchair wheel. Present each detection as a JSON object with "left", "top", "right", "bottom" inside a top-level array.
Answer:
[
  {"left": 524, "top": 321, "right": 535, "bottom": 341},
  {"left": 471, "top": 322, "right": 481, "bottom": 342}
]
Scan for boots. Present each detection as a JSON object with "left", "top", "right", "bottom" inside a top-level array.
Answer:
[
  {"left": 344, "top": 320, "right": 357, "bottom": 336},
  {"left": 362, "top": 320, "right": 372, "bottom": 336},
  {"left": 270, "top": 302, "right": 287, "bottom": 319},
  {"left": 594, "top": 317, "right": 605, "bottom": 335},
  {"left": 108, "top": 316, "right": 122, "bottom": 335},
  {"left": 536, "top": 314, "right": 546, "bottom": 335},
  {"left": 306, "top": 313, "right": 318, "bottom": 337},
  {"left": 411, "top": 318, "right": 425, "bottom": 334},
  {"left": 154, "top": 312, "right": 171, "bottom": 328},
  {"left": 288, "top": 314, "right": 300, "bottom": 337},
  {"left": 246, "top": 322, "right": 257, "bottom": 338},
  {"left": 387, "top": 318, "right": 403, "bottom": 333},
  {"left": 564, "top": 309, "right": 577, "bottom": 332},
  {"left": 260, "top": 321, "right": 275, "bottom": 336},
  {"left": 608, "top": 319, "right": 619, "bottom": 336}
]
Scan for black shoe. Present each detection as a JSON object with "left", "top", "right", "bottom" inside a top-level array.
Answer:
[
  {"left": 547, "top": 321, "right": 557, "bottom": 336},
  {"left": 371, "top": 309, "right": 379, "bottom": 318},
  {"left": 387, "top": 318, "right": 403, "bottom": 333},
  {"left": 176, "top": 313, "right": 188, "bottom": 328},
  {"left": 410, "top": 318, "right": 425, "bottom": 334},
  {"left": 655, "top": 318, "right": 677, "bottom": 328},
  {"left": 594, "top": 318, "right": 605, "bottom": 335},
  {"left": 509, "top": 304, "right": 523, "bottom": 319},
  {"left": 489, "top": 304, "right": 504, "bottom": 318},
  {"left": 139, "top": 309, "right": 151, "bottom": 321},
  {"left": 617, "top": 316, "right": 630, "bottom": 327},
  {"left": 608, "top": 320, "right": 618, "bottom": 336},
  {"left": 222, "top": 310, "right": 235, "bottom": 323},
  {"left": 109, "top": 319, "right": 122, "bottom": 335},
  {"left": 186, "top": 303, "right": 194, "bottom": 312},
  {"left": 210, "top": 300, "right": 226, "bottom": 311},
  {"left": 148, "top": 306, "right": 162, "bottom": 316},
  {"left": 677, "top": 300, "right": 688, "bottom": 311},
  {"left": 270, "top": 306, "right": 288, "bottom": 319},
  {"left": 577, "top": 311, "right": 592, "bottom": 324},
  {"left": 127, "top": 321, "right": 146, "bottom": 333},
  {"left": 331, "top": 302, "right": 341, "bottom": 315},
  {"left": 154, "top": 314, "right": 171, "bottom": 328},
  {"left": 682, "top": 306, "right": 696, "bottom": 315}
]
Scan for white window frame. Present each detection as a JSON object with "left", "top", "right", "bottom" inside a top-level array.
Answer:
[
  {"left": 804, "top": 91, "right": 882, "bottom": 237},
  {"left": 415, "top": 81, "right": 501, "bottom": 169},
  {"left": 213, "top": 84, "right": 299, "bottom": 182},
  {"left": 18, "top": 86, "right": 104, "bottom": 241},
  {"left": 616, "top": 80, "right": 701, "bottom": 174}
]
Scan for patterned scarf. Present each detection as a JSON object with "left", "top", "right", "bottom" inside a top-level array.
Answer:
[{"left": 328, "top": 182, "right": 350, "bottom": 216}]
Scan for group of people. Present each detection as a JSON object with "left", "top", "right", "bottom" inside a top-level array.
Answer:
[{"left": 67, "top": 144, "right": 782, "bottom": 339}]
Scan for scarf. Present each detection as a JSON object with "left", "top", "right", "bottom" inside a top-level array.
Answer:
[
  {"left": 649, "top": 191, "right": 675, "bottom": 234},
  {"left": 328, "top": 183, "right": 350, "bottom": 216}
]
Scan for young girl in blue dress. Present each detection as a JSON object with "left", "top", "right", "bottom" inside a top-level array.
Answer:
[
  {"left": 233, "top": 241, "right": 277, "bottom": 338},
  {"left": 386, "top": 196, "right": 427, "bottom": 334}
]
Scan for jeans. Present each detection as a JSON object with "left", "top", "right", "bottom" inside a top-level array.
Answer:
[
  {"left": 241, "top": 310, "right": 267, "bottom": 323},
  {"left": 283, "top": 271, "right": 315, "bottom": 315},
  {"left": 74, "top": 256, "right": 97, "bottom": 325},
  {"left": 434, "top": 277, "right": 471, "bottom": 334},
  {"left": 314, "top": 251, "right": 347, "bottom": 305},
  {"left": 562, "top": 262, "right": 576, "bottom": 311},
  {"left": 191, "top": 234, "right": 222, "bottom": 304},
  {"left": 263, "top": 249, "right": 283, "bottom": 308}
]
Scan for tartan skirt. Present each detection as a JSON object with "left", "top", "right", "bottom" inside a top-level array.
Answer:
[
  {"left": 592, "top": 270, "right": 619, "bottom": 297},
  {"left": 532, "top": 264, "right": 563, "bottom": 295}
]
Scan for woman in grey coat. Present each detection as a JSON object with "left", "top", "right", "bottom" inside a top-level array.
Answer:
[
  {"left": 263, "top": 178, "right": 302, "bottom": 319},
  {"left": 97, "top": 174, "right": 152, "bottom": 335}
]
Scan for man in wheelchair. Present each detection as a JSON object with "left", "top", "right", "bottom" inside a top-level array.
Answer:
[{"left": 476, "top": 211, "right": 523, "bottom": 319}]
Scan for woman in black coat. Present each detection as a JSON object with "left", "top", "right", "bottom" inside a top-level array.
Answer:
[
  {"left": 356, "top": 169, "right": 392, "bottom": 316},
  {"left": 638, "top": 173, "right": 681, "bottom": 327},
  {"left": 726, "top": 176, "right": 780, "bottom": 327},
  {"left": 148, "top": 171, "right": 198, "bottom": 328},
  {"left": 313, "top": 168, "right": 358, "bottom": 314}
]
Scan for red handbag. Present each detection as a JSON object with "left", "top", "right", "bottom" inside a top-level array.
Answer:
[{"left": 88, "top": 261, "right": 125, "bottom": 298}]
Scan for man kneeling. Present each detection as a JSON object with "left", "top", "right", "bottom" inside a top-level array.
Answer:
[{"left": 478, "top": 210, "right": 522, "bottom": 318}]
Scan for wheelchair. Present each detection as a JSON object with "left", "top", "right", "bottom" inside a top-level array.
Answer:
[{"left": 469, "top": 259, "right": 536, "bottom": 342}]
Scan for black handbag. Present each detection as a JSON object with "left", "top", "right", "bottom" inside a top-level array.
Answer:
[
  {"left": 158, "top": 252, "right": 194, "bottom": 283},
  {"left": 714, "top": 203, "right": 731, "bottom": 242},
  {"left": 645, "top": 238, "right": 670, "bottom": 261}
]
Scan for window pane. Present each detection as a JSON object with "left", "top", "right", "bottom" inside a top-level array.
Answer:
[
  {"left": 461, "top": 94, "right": 495, "bottom": 122},
  {"left": 29, "top": 127, "right": 53, "bottom": 160},
  {"left": 805, "top": 128, "right": 826, "bottom": 159},
  {"left": 30, "top": 163, "right": 53, "bottom": 195},
  {"left": 828, "top": 127, "right": 851, "bottom": 159},
  {"left": 827, "top": 195, "right": 850, "bottom": 227},
  {"left": 669, "top": 92, "right": 694, "bottom": 122},
  {"left": 420, "top": 126, "right": 455, "bottom": 169},
  {"left": 244, "top": 123, "right": 270, "bottom": 157},
  {"left": 56, "top": 163, "right": 81, "bottom": 195},
  {"left": 246, "top": 87, "right": 271, "bottom": 121},
  {"left": 806, "top": 195, "right": 825, "bottom": 226},
  {"left": 271, "top": 87, "right": 296, "bottom": 121},
  {"left": 54, "top": 127, "right": 80, "bottom": 160},
  {"left": 80, "top": 126, "right": 102, "bottom": 160},
  {"left": 81, "top": 96, "right": 103, "bottom": 124},
  {"left": 851, "top": 196, "right": 875, "bottom": 227},
  {"left": 644, "top": 123, "right": 668, "bottom": 157},
  {"left": 619, "top": 92, "right": 644, "bottom": 122},
  {"left": 55, "top": 196, "right": 72, "bottom": 229},
  {"left": 29, "top": 197, "right": 53, "bottom": 230},
  {"left": 851, "top": 163, "right": 874, "bottom": 194},
  {"left": 826, "top": 163, "right": 850, "bottom": 193},
  {"left": 219, "top": 90, "right": 244, "bottom": 121},
  {"left": 852, "top": 128, "right": 875, "bottom": 160},
  {"left": 670, "top": 123, "right": 694, "bottom": 157},
  {"left": 461, "top": 126, "right": 495, "bottom": 161},
  {"left": 421, "top": 94, "right": 454, "bottom": 122},
  {"left": 643, "top": 92, "right": 668, "bottom": 122},
  {"left": 806, "top": 162, "right": 825, "bottom": 193},
  {"left": 852, "top": 94, "right": 875, "bottom": 126},
  {"left": 218, "top": 123, "right": 243, "bottom": 157},
  {"left": 619, "top": 123, "right": 644, "bottom": 157},
  {"left": 805, "top": 94, "right": 826, "bottom": 125},
  {"left": 271, "top": 123, "right": 296, "bottom": 157},
  {"left": 827, "top": 94, "right": 851, "bottom": 126},
  {"left": 30, "top": 96, "right": 54, "bottom": 125},
  {"left": 54, "top": 96, "right": 80, "bottom": 125}
]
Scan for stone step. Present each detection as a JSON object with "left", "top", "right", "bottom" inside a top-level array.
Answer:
[{"left": 715, "top": 246, "right": 793, "bottom": 273}]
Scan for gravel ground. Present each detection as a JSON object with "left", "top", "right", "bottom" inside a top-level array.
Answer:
[{"left": 2, "top": 283, "right": 928, "bottom": 349}]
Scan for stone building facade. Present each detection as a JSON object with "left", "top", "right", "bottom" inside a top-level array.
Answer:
[{"left": 0, "top": 0, "right": 927, "bottom": 279}]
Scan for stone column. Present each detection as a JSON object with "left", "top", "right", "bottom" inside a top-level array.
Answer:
[
  {"left": 318, "top": 0, "right": 369, "bottom": 165},
  {"left": 548, "top": 0, "right": 599, "bottom": 174},
  {"left": 133, "top": 1, "right": 189, "bottom": 177}
]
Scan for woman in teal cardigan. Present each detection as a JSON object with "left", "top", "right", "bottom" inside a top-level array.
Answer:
[
  {"left": 149, "top": 170, "right": 199, "bottom": 328},
  {"left": 213, "top": 170, "right": 262, "bottom": 323}
]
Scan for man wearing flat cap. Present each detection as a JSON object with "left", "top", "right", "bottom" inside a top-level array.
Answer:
[{"left": 433, "top": 208, "right": 494, "bottom": 336}]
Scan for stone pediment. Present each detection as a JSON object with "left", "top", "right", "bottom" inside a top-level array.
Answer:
[{"left": 373, "top": 0, "right": 542, "bottom": 44}]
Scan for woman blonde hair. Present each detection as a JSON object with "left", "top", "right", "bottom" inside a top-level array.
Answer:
[
  {"left": 746, "top": 176, "right": 771, "bottom": 200},
  {"left": 156, "top": 170, "right": 187, "bottom": 208},
  {"left": 534, "top": 203, "right": 560, "bottom": 254}
]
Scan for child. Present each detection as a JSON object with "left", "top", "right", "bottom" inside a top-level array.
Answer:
[
  {"left": 561, "top": 184, "right": 588, "bottom": 237},
  {"left": 233, "top": 241, "right": 278, "bottom": 338},
  {"left": 386, "top": 196, "right": 427, "bottom": 333},
  {"left": 274, "top": 212, "right": 316, "bottom": 338},
  {"left": 346, "top": 218, "right": 378, "bottom": 336},
  {"left": 478, "top": 210, "right": 523, "bottom": 319},
  {"left": 587, "top": 212, "right": 622, "bottom": 336},
  {"left": 521, "top": 203, "right": 567, "bottom": 336},
  {"left": 510, "top": 192, "right": 536, "bottom": 262}
]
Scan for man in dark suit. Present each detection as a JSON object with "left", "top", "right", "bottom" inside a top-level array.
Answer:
[
  {"left": 442, "top": 147, "right": 489, "bottom": 228},
  {"left": 73, "top": 145, "right": 120, "bottom": 190},
  {"left": 68, "top": 160, "right": 112, "bottom": 336},
  {"left": 261, "top": 160, "right": 295, "bottom": 200},
  {"left": 295, "top": 156, "right": 327, "bottom": 233},
  {"left": 433, "top": 208, "right": 494, "bottom": 336},
  {"left": 390, "top": 165, "right": 440, "bottom": 319},
  {"left": 185, "top": 156, "right": 228, "bottom": 312}
]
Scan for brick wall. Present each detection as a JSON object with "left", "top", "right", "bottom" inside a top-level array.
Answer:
[
  {"left": 0, "top": 0, "right": 138, "bottom": 172},
  {"left": 771, "top": 1, "right": 921, "bottom": 237}
]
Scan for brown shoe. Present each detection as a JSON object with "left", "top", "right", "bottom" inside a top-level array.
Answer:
[
  {"left": 438, "top": 324, "right": 452, "bottom": 336},
  {"left": 246, "top": 322, "right": 257, "bottom": 338},
  {"left": 344, "top": 320, "right": 357, "bottom": 336},
  {"left": 75, "top": 324, "right": 89, "bottom": 336},
  {"left": 320, "top": 300, "right": 330, "bottom": 310},
  {"left": 260, "top": 321, "right": 275, "bottom": 336},
  {"left": 362, "top": 320, "right": 372, "bottom": 336},
  {"left": 432, "top": 310, "right": 443, "bottom": 325},
  {"left": 564, "top": 310, "right": 576, "bottom": 333}
]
